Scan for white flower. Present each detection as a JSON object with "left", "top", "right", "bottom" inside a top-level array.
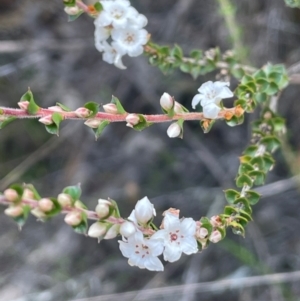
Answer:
[
  {"left": 101, "top": 41, "right": 126, "bottom": 69},
  {"left": 120, "top": 220, "right": 136, "bottom": 237},
  {"left": 112, "top": 27, "right": 148, "bottom": 57},
  {"left": 96, "top": 0, "right": 133, "bottom": 29},
  {"left": 160, "top": 92, "right": 174, "bottom": 111},
  {"left": 94, "top": 26, "right": 110, "bottom": 52},
  {"left": 119, "top": 230, "right": 164, "bottom": 271},
  {"left": 192, "top": 81, "right": 234, "bottom": 119},
  {"left": 134, "top": 196, "right": 156, "bottom": 225},
  {"left": 152, "top": 213, "right": 198, "bottom": 262}
]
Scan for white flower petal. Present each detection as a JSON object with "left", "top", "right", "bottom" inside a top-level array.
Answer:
[
  {"left": 180, "top": 218, "right": 196, "bottom": 236},
  {"left": 119, "top": 240, "right": 132, "bottom": 258},
  {"left": 191, "top": 94, "right": 204, "bottom": 109},
  {"left": 163, "top": 212, "right": 180, "bottom": 229},
  {"left": 216, "top": 86, "right": 234, "bottom": 99},
  {"left": 163, "top": 244, "right": 182, "bottom": 262},
  {"left": 128, "top": 45, "right": 144, "bottom": 57},
  {"left": 198, "top": 81, "right": 214, "bottom": 95},
  {"left": 147, "top": 238, "right": 164, "bottom": 257},
  {"left": 203, "top": 103, "right": 221, "bottom": 119},
  {"left": 180, "top": 236, "right": 198, "bottom": 255},
  {"left": 144, "top": 256, "right": 164, "bottom": 271}
]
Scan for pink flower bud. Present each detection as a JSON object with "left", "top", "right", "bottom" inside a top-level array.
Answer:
[
  {"left": 22, "top": 188, "right": 35, "bottom": 199},
  {"left": 4, "top": 206, "right": 23, "bottom": 217},
  {"left": 64, "top": 6, "right": 80, "bottom": 15},
  {"left": 196, "top": 227, "right": 208, "bottom": 239},
  {"left": 4, "top": 188, "right": 19, "bottom": 202},
  {"left": 174, "top": 102, "right": 185, "bottom": 114},
  {"left": 18, "top": 101, "right": 29, "bottom": 110},
  {"left": 84, "top": 119, "right": 101, "bottom": 128},
  {"left": 103, "top": 103, "right": 118, "bottom": 114},
  {"left": 39, "top": 115, "right": 53, "bottom": 125},
  {"left": 95, "top": 199, "right": 111, "bottom": 219},
  {"left": 120, "top": 221, "right": 136, "bottom": 237},
  {"left": 160, "top": 93, "right": 174, "bottom": 111},
  {"left": 162, "top": 208, "right": 180, "bottom": 218},
  {"left": 209, "top": 230, "right": 222, "bottom": 243},
  {"left": 74, "top": 107, "right": 91, "bottom": 118},
  {"left": 167, "top": 122, "right": 181, "bottom": 138},
  {"left": 88, "top": 222, "right": 107, "bottom": 238},
  {"left": 38, "top": 198, "right": 54, "bottom": 212},
  {"left": 104, "top": 224, "right": 120, "bottom": 239},
  {"left": 64, "top": 211, "right": 82, "bottom": 226},
  {"left": 134, "top": 196, "right": 156, "bottom": 225},
  {"left": 210, "top": 215, "right": 223, "bottom": 227},
  {"left": 125, "top": 114, "right": 140, "bottom": 128},
  {"left": 57, "top": 193, "right": 73, "bottom": 207}
]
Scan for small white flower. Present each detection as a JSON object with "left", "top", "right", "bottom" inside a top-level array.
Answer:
[
  {"left": 152, "top": 213, "right": 198, "bottom": 262},
  {"left": 112, "top": 27, "right": 148, "bottom": 57},
  {"left": 160, "top": 92, "right": 174, "bottom": 111},
  {"left": 119, "top": 230, "right": 164, "bottom": 271},
  {"left": 134, "top": 196, "right": 156, "bottom": 225},
  {"left": 191, "top": 81, "right": 234, "bottom": 116},
  {"left": 209, "top": 230, "right": 222, "bottom": 243},
  {"left": 96, "top": 0, "right": 133, "bottom": 29},
  {"left": 102, "top": 41, "right": 126, "bottom": 69},
  {"left": 202, "top": 103, "right": 221, "bottom": 119},
  {"left": 88, "top": 222, "right": 107, "bottom": 238}
]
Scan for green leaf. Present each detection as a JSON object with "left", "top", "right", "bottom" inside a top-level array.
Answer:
[
  {"left": 111, "top": 96, "right": 126, "bottom": 114},
  {"left": 93, "top": 120, "right": 110, "bottom": 140},
  {"left": 45, "top": 112, "right": 63, "bottom": 136},
  {"left": 243, "top": 145, "right": 259, "bottom": 157},
  {"left": 241, "top": 75, "right": 254, "bottom": 85},
  {"left": 56, "top": 102, "right": 71, "bottom": 112},
  {"left": 189, "top": 49, "right": 203, "bottom": 60},
  {"left": 21, "top": 89, "right": 39, "bottom": 115},
  {"left": 63, "top": 184, "right": 82, "bottom": 202},
  {"left": 63, "top": 0, "right": 76, "bottom": 6},
  {"left": 272, "top": 117, "right": 285, "bottom": 133},
  {"left": 73, "top": 215, "right": 88, "bottom": 235},
  {"left": 238, "top": 163, "right": 255, "bottom": 175},
  {"left": 24, "top": 184, "right": 41, "bottom": 200},
  {"left": 230, "top": 222, "right": 245, "bottom": 237},
  {"left": 94, "top": 2, "right": 103, "bottom": 12},
  {"left": 234, "top": 99, "right": 247, "bottom": 109},
  {"left": 248, "top": 170, "right": 266, "bottom": 186},
  {"left": 261, "top": 136, "right": 281, "bottom": 152},
  {"left": 0, "top": 117, "right": 16, "bottom": 129},
  {"left": 231, "top": 67, "right": 245, "bottom": 79},
  {"left": 224, "top": 205, "right": 239, "bottom": 216},
  {"left": 132, "top": 114, "right": 152, "bottom": 131},
  {"left": 253, "top": 69, "right": 267, "bottom": 80},
  {"left": 180, "top": 62, "right": 192, "bottom": 73},
  {"left": 254, "top": 92, "right": 268, "bottom": 104},
  {"left": 68, "top": 11, "right": 84, "bottom": 22},
  {"left": 245, "top": 190, "right": 260, "bottom": 205},
  {"left": 236, "top": 174, "right": 253, "bottom": 188},
  {"left": 262, "top": 154, "right": 275, "bottom": 171},
  {"left": 233, "top": 197, "right": 252, "bottom": 214},
  {"left": 170, "top": 44, "right": 183, "bottom": 59},
  {"left": 268, "top": 72, "right": 283, "bottom": 85},
  {"left": 224, "top": 189, "right": 240, "bottom": 204},
  {"left": 84, "top": 102, "right": 99, "bottom": 118},
  {"left": 265, "top": 82, "right": 279, "bottom": 96},
  {"left": 199, "top": 217, "right": 213, "bottom": 235},
  {"left": 250, "top": 156, "right": 264, "bottom": 170},
  {"left": 9, "top": 184, "right": 24, "bottom": 200}
]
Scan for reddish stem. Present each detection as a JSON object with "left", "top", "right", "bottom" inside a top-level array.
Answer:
[{"left": 0, "top": 107, "right": 236, "bottom": 123}]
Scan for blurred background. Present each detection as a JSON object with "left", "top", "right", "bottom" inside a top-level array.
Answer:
[{"left": 1, "top": 0, "right": 300, "bottom": 300}]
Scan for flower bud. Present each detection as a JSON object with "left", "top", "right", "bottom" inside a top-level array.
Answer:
[
  {"left": 160, "top": 93, "right": 174, "bottom": 111},
  {"left": 104, "top": 224, "right": 120, "bottom": 239},
  {"left": 174, "top": 102, "right": 185, "bottom": 114},
  {"left": 64, "top": 6, "right": 80, "bottom": 15},
  {"left": 57, "top": 193, "right": 73, "bottom": 207},
  {"left": 4, "top": 188, "right": 19, "bottom": 202},
  {"left": 120, "top": 221, "right": 136, "bottom": 237},
  {"left": 39, "top": 115, "right": 53, "bottom": 125},
  {"left": 162, "top": 208, "right": 180, "bottom": 218},
  {"left": 103, "top": 103, "right": 118, "bottom": 114},
  {"left": 167, "top": 122, "right": 181, "bottom": 138},
  {"left": 4, "top": 206, "right": 23, "bottom": 217},
  {"left": 209, "top": 230, "right": 222, "bottom": 243},
  {"left": 48, "top": 106, "right": 64, "bottom": 112},
  {"left": 64, "top": 211, "right": 82, "bottom": 226},
  {"left": 31, "top": 207, "right": 46, "bottom": 219},
  {"left": 38, "top": 198, "right": 54, "bottom": 212},
  {"left": 95, "top": 199, "right": 111, "bottom": 219},
  {"left": 18, "top": 101, "right": 29, "bottom": 110},
  {"left": 210, "top": 215, "right": 223, "bottom": 228},
  {"left": 84, "top": 118, "right": 101, "bottom": 128},
  {"left": 134, "top": 196, "right": 156, "bottom": 225},
  {"left": 22, "top": 188, "right": 35, "bottom": 199},
  {"left": 74, "top": 107, "right": 91, "bottom": 118},
  {"left": 88, "top": 222, "right": 107, "bottom": 238},
  {"left": 196, "top": 227, "right": 208, "bottom": 240},
  {"left": 125, "top": 114, "right": 140, "bottom": 128}
]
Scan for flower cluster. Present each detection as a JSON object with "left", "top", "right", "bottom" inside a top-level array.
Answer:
[
  {"left": 94, "top": 0, "right": 149, "bottom": 69},
  {"left": 192, "top": 81, "right": 234, "bottom": 119}
]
